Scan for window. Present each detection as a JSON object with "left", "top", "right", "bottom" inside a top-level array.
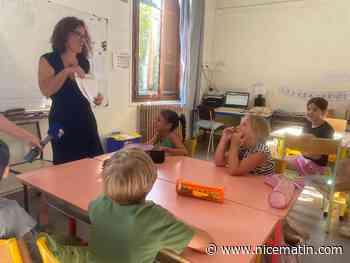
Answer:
[{"left": 132, "top": 0, "right": 180, "bottom": 102}]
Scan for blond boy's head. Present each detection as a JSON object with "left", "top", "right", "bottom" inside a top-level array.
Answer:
[{"left": 102, "top": 148, "right": 157, "bottom": 204}]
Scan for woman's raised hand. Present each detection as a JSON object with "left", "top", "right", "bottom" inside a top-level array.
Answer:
[
  {"left": 68, "top": 66, "right": 85, "bottom": 79},
  {"left": 93, "top": 93, "right": 104, "bottom": 106}
]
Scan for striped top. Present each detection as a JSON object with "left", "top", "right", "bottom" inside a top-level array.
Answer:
[{"left": 238, "top": 143, "right": 275, "bottom": 175}]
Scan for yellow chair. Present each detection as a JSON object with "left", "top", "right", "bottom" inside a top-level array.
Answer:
[
  {"left": 0, "top": 238, "right": 23, "bottom": 263},
  {"left": 281, "top": 135, "right": 342, "bottom": 233},
  {"left": 318, "top": 160, "right": 350, "bottom": 220},
  {"left": 325, "top": 117, "right": 347, "bottom": 133},
  {"left": 280, "top": 119, "right": 347, "bottom": 161},
  {"left": 325, "top": 117, "right": 347, "bottom": 163},
  {"left": 184, "top": 137, "right": 198, "bottom": 157},
  {"left": 36, "top": 236, "right": 61, "bottom": 263},
  {"left": 155, "top": 249, "right": 191, "bottom": 263}
]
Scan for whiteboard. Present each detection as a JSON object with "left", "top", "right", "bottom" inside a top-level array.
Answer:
[{"left": 0, "top": 0, "right": 109, "bottom": 112}]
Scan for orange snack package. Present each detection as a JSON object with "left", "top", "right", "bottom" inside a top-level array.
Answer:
[{"left": 176, "top": 179, "right": 224, "bottom": 203}]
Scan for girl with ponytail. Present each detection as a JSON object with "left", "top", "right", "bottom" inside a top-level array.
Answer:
[{"left": 149, "top": 110, "right": 189, "bottom": 156}]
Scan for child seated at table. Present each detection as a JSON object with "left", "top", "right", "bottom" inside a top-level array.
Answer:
[
  {"left": 0, "top": 140, "right": 37, "bottom": 262},
  {"left": 149, "top": 109, "right": 189, "bottom": 156},
  {"left": 88, "top": 148, "right": 212, "bottom": 263},
  {"left": 214, "top": 114, "right": 275, "bottom": 176},
  {"left": 287, "top": 97, "right": 335, "bottom": 176}
]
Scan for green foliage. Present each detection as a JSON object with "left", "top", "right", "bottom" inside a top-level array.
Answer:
[
  {"left": 138, "top": 2, "right": 161, "bottom": 93},
  {"left": 139, "top": 3, "right": 153, "bottom": 64}
]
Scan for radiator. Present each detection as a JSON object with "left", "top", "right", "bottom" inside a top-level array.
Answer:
[{"left": 138, "top": 104, "right": 185, "bottom": 142}]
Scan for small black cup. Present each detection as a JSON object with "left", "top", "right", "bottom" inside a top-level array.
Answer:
[{"left": 147, "top": 150, "right": 165, "bottom": 164}]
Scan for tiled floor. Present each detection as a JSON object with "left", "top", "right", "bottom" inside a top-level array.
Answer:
[{"left": 1, "top": 139, "right": 350, "bottom": 262}]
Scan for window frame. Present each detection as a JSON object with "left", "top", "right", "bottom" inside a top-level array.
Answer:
[{"left": 132, "top": 0, "right": 181, "bottom": 102}]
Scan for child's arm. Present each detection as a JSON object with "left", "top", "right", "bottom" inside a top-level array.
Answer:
[
  {"left": 17, "top": 238, "right": 33, "bottom": 263},
  {"left": 147, "top": 133, "right": 159, "bottom": 145},
  {"left": 187, "top": 226, "right": 214, "bottom": 253},
  {"left": 0, "top": 115, "right": 41, "bottom": 148},
  {"left": 227, "top": 133, "right": 267, "bottom": 176},
  {"left": 228, "top": 152, "right": 267, "bottom": 176},
  {"left": 214, "top": 127, "right": 234, "bottom": 166},
  {"left": 161, "top": 133, "right": 188, "bottom": 156}
]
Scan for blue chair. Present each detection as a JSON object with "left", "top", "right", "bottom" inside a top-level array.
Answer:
[{"left": 195, "top": 105, "right": 224, "bottom": 159}]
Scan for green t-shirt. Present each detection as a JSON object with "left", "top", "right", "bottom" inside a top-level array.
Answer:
[
  {"left": 88, "top": 195, "right": 194, "bottom": 263},
  {"left": 154, "top": 134, "right": 175, "bottom": 149},
  {"left": 159, "top": 137, "right": 175, "bottom": 148}
]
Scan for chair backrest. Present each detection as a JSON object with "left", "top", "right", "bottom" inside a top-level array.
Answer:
[
  {"left": 282, "top": 135, "right": 341, "bottom": 157},
  {"left": 155, "top": 249, "right": 191, "bottom": 263},
  {"left": 36, "top": 237, "right": 61, "bottom": 263},
  {"left": 184, "top": 137, "right": 198, "bottom": 157},
  {"left": 0, "top": 238, "right": 23, "bottom": 263},
  {"left": 325, "top": 117, "right": 347, "bottom": 133}
]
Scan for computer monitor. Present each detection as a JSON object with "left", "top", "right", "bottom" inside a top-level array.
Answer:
[{"left": 224, "top": 92, "right": 250, "bottom": 108}]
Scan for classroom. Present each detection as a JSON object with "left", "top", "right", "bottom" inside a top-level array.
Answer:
[{"left": 1, "top": 0, "right": 350, "bottom": 262}]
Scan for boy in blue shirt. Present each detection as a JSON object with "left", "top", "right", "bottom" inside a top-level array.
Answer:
[{"left": 0, "top": 140, "right": 37, "bottom": 262}]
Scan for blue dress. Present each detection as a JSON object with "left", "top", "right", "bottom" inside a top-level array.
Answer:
[{"left": 42, "top": 52, "right": 103, "bottom": 165}]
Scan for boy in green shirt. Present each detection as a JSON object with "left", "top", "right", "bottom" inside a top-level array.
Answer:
[{"left": 88, "top": 147, "right": 213, "bottom": 263}]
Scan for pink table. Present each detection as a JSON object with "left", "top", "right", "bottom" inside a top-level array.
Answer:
[
  {"left": 156, "top": 156, "right": 299, "bottom": 218},
  {"left": 17, "top": 158, "right": 103, "bottom": 213},
  {"left": 17, "top": 158, "right": 280, "bottom": 263},
  {"left": 148, "top": 180, "right": 279, "bottom": 263}
]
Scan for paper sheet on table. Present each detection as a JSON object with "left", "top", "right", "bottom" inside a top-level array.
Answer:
[{"left": 75, "top": 76, "right": 99, "bottom": 104}]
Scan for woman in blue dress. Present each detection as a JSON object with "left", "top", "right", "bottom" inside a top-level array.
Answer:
[{"left": 38, "top": 17, "right": 103, "bottom": 164}]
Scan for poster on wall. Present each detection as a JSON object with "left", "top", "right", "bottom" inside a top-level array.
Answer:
[{"left": 279, "top": 86, "right": 350, "bottom": 102}]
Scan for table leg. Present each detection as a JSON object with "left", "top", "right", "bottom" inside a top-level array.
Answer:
[
  {"left": 271, "top": 220, "right": 283, "bottom": 263},
  {"left": 36, "top": 121, "right": 44, "bottom": 160},
  {"left": 69, "top": 218, "right": 77, "bottom": 237},
  {"left": 39, "top": 194, "right": 49, "bottom": 227},
  {"left": 23, "top": 184, "right": 29, "bottom": 212}
]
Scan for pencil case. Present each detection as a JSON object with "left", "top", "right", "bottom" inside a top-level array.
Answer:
[
  {"left": 176, "top": 179, "right": 224, "bottom": 203},
  {"left": 269, "top": 178, "right": 295, "bottom": 209}
]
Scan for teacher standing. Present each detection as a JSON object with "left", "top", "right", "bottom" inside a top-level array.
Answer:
[{"left": 38, "top": 17, "right": 103, "bottom": 165}]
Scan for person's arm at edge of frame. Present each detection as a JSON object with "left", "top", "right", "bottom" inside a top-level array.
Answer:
[{"left": 0, "top": 115, "right": 41, "bottom": 148}]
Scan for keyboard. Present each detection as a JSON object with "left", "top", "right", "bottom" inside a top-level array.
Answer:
[{"left": 215, "top": 107, "right": 247, "bottom": 113}]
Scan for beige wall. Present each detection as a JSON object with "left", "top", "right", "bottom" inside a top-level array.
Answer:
[{"left": 203, "top": 0, "right": 350, "bottom": 116}]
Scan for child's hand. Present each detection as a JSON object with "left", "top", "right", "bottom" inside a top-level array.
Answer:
[
  {"left": 230, "top": 131, "right": 242, "bottom": 145},
  {"left": 222, "top": 127, "right": 235, "bottom": 142}
]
